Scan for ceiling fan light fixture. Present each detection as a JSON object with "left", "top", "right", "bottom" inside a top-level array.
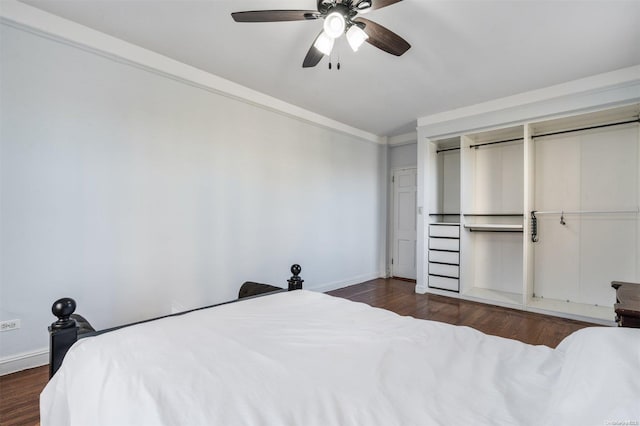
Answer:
[
  {"left": 314, "top": 31, "right": 335, "bottom": 56},
  {"left": 346, "top": 25, "right": 369, "bottom": 52},
  {"left": 323, "top": 12, "right": 346, "bottom": 39}
]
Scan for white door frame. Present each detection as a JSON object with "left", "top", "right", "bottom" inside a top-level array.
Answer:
[{"left": 388, "top": 166, "right": 418, "bottom": 279}]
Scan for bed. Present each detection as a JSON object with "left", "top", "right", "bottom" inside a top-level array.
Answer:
[{"left": 40, "top": 266, "right": 640, "bottom": 426}]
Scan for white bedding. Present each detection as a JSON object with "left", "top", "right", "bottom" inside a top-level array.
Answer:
[{"left": 41, "top": 290, "right": 640, "bottom": 426}]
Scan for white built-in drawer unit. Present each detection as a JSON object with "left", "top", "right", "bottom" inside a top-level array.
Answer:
[
  {"left": 428, "top": 237, "right": 459, "bottom": 251},
  {"left": 428, "top": 224, "right": 460, "bottom": 238},
  {"left": 428, "top": 250, "right": 459, "bottom": 264},
  {"left": 428, "top": 223, "right": 460, "bottom": 292},
  {"left": 428, "top": 275, "right": 459, "bottom": 292},
  {"left": 428, "top": 263, "right": 459, "bottom": 278}
]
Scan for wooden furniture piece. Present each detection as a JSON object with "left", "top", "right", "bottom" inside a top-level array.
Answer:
[
  {"left": 611, "top": 281, "right": 640, "bottom": 328},
  {"left": 48, "top": 264, "right": 303, "bottom": 378}
]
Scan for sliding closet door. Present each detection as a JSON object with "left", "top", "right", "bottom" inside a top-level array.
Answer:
[{"left": 533, "top": 124, "right": 639, "bottom": 312}]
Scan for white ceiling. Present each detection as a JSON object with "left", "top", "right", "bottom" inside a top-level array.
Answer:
[{"left": 17, "top": 0, "right": 640, "bottom": 137}]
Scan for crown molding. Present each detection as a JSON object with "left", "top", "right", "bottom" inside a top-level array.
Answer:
[
  {"left": 417, "top": 65, "right": 640, "bottom": 138},
  {"left": 0, "top": 0, "right": 385, "bottom": 145},
  {"left": 387, "top": 132, "right": 417, "bottom": 147}
]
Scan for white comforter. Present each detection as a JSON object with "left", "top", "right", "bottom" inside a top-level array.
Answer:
[{"left": 41, "top": 290, "right": 640, "bottom": 426}]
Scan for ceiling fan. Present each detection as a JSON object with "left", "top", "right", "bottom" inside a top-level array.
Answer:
[{"left": 231, "top": 0, "right": 411, "bottom": 68}]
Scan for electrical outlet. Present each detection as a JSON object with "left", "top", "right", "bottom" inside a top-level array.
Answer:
[{"left": 0, "top": 319, "right": 21, "bottom": 332}]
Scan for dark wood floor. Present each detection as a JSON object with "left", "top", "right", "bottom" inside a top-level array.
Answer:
[
  {"left": 0, "top": 364, "right": 47, "bottom": 426},
  {"left": 327, "top": 278, "right": 596, "bottom": 347},
  {"left": 0, "top": 278, "right": 597, "bottom": 426}
]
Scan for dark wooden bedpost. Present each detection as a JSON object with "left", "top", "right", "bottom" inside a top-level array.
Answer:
[
  {"left": 287, "top": 264, "right": 303, "bottom": 290},
  {"left": 49, "top": 298, "right": 78, "bottom": 378}
]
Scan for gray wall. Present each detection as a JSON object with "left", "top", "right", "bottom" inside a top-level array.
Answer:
[{"left": 0, "top": 24, "right": 387, "bottom": 360}]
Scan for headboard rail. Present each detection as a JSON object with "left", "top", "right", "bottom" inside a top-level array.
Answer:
[{"left": 48, "top": 264, "right": 303, "bottom": 378}]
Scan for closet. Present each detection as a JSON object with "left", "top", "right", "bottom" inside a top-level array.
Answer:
[
  {"left": 419, "top": 103, "right": 640, "bottom": 324},
  {"left": 527, "top": 107, "right": 640, "bottom": 320},
  {"left": 460, "top": 126, "right": 524, "bottom": 305},
  {"left": 426, "top": 138, "right": 461, "bottom": 292}
]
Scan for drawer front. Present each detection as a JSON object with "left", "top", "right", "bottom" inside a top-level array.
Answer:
[
  {"left": 429, "top": 225, "right": 460, "bottom": 238},
  {"left": 429, "top": 263, "right": 459, "bottom": 278},
  {"left": 428, "top": 275, "right": 459, "bottom": 292},
  {"left": 428, "top": 250, "right": 459, "bottom": 265},
  {"left": 429, "top": 238, "right": 459, "bottom": 251}
]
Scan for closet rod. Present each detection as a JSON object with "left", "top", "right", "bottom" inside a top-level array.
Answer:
[
  {"left": 530, "top": 208, "right": 639, "bottom": 242},
  {"left": 532, "top": 118, "right": 639, "bottom": 139},
  {"left": 469, "top": 137, "right": 523, "bottom": 149},
  {"left": 436, "top": 147, "right": 461, "bottom": 153},
  {"left": 463, "top": 213, "right": 523, "bottom": 217},
  {"left": 534, "top": 208, "right": 639, "bottom": 215},
  {"left": 466, "top": 118, "right": 638, "bottom": 150}
]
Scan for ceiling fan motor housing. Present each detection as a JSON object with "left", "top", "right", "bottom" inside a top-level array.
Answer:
[{"left": 320, "top": 2, "right": 358, "bottom": 20}]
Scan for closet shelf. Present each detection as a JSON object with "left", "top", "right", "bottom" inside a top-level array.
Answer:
[
  {"left": 463, "top": 224, "right": 523, "bottom": 232},
  {"left": 527, "top": 297, "right": 614, "bottom": 323},
  {"left": 463, "top": 287, "right": 522, "bottom": 306}
]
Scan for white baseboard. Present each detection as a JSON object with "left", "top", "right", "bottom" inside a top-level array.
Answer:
[
  {"left": 0, "top": 347, "right": 48, "bottom": 376},
  {"left": 310, "top": 271, "right": 385, "bottom": 293}
]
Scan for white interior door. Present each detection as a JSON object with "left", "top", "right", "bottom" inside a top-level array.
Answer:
[{"left": 392, "top": 168, "right": 417, "bottom": 279}]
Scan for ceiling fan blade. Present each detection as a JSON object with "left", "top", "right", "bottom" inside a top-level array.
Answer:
[
  {"left": 354, "top": 17, "right": 411, "bottom": 56},
  {"left": 302, "top": 32, "right": 325, "bottom": 68},
  {"left": 369, "top": 0, "right": 403, "bottom": 10},
  {"left": 231, "top": 10, "right": 319, "bottom": 23}
]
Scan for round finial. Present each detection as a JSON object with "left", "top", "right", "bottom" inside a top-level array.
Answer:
[
  {"left": 52, "top": 298, "right": 76, "bottom": 321},
  {"left": 287, "top": 264, "right": 303, "bottom": 291},
  {"left": 51, "top": 298, "right": 77, "bottom": 329},
  {"left": 291, "top": 264, "right": 301, "bottom": 276}
]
